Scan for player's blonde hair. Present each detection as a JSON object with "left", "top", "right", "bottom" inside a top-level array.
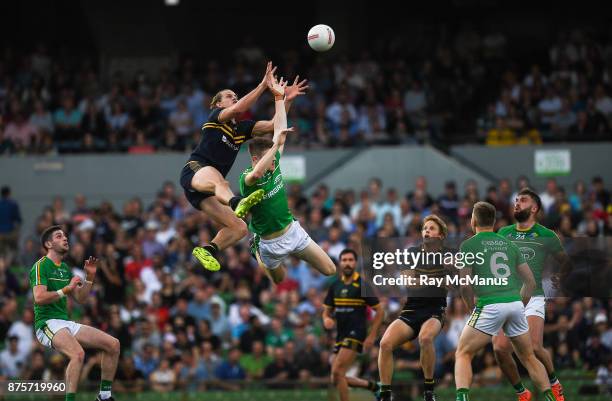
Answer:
[
  {"left": 422, "top": 214, "right": 448, "bottom": 238},
  {"left": 210, "top": 89, "right": 232, "bottom": 109}
]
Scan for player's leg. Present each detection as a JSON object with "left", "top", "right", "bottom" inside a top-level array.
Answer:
[
  {"left": 493, "top": 332, "right": 530, "bottom": 399},
  {"left": 293, "top": 240, "right": 336, "bottom": 276},
  {"left": 527, "top": 299, "right": 564, "bottom": 401},
  {"left": 255, "top": 247, "right": 285, "bottom": 284},
  {"left": 510, "top": 334, "right": 556, "bottom": 401},
  {"left": 75, "top": 325, "right": 120, "bottom": 400},
  {"left": 331, "top": 347, "right": 359, "bottom": 401},
  {"left": 454, "top": 325, "right": 491, "bottom": 400},
  {"left": 193, "top": 196, "right": 248, "bottom": 271},
  {"left": 506, "top": 302, "right": 556, "bottom": 401},
  {"left": 378, "top": 319, "right": 415, "bottom": 399},
  {"left": 51, "top": 328, "right": 85, "bottom": 400},
  {"left": 191, "top": 165, "right": 263, "bottom": 217},
  {"left": 417, "top": 318, "right": 442, "bottom": 397},
  {"left": 191, "top": 166, "right": 234, "bottom": 204}
]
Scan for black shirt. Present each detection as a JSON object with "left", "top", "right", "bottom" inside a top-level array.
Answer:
[
  {"left": 403, "top": 246, "right": 453, "bottom": 309},
  {"left": 188, "top": 108, "right": 256, "bottom": 177},
  {"left": 324, "top": 272, "right": 379, "bottom": 336}
]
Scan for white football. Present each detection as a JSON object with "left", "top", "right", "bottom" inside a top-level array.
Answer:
[{"left": 307, "top": 24, "right": 335, "bottom": 52}]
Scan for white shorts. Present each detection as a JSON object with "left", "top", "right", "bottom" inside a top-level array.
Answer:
[
  {"left": 36, "top": 319, "right": 82, "bottom": 348},
  {"left": 467, "top": 301, "right": 529, "bottom": 338},
  {"left": 524, "top": 296, "right": 546, "bottom": 319},
  {"left": 259, "top": 221, "right": 311, "bottom": 269}
]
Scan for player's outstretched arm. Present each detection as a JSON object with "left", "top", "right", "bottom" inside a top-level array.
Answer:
[
  {"left": 516, "top": 262, "right": 535, "bottom": 305},
  {"left": 218, "top": 61, "right": 276, "bottom": 123},
  {"left": 252, "top": 75, "right": 308, "bottom": 135}
]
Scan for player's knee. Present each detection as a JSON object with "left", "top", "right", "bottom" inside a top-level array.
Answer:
[
  {"left": 493, "top": 338, "right": 513, "bottom": 356},
  {"left": 230, "top": 217, "right": 248, "bottom": 237},
  {"left": 455, "top": 347, "right": 471, "bottom": 360},
  {"left": 70, "top": 348, "right": 85, "bottom": 364},
  {"left": 323, "top": 260, "right": 336, "bottom": 276},
  {"left": 331, "top": 367, "right": 345, "bottom": 384},
  {"left": 418, "top": 332, "right": 434, "bottom": 347},
  {"left": 379, "top": 337, "right": 395, "bottom": 354},
  {"left": 108, "top": 337, "right": 120, "bottom": 355}
]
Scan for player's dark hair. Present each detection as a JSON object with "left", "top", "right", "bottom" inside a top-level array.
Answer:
[
  {"left": 422, "top": 214, "right": 448, "bottom": 238},
  {"left": 339, "top": 249, "right": 358, "bottom": 261},
  {"left": 210, "top": 89, "right": 232, "bottom": 109},
  {"left": 472, "top": 201, "right": 496, "bottom": 228},
  {"left": 248, "top": 137, "right": 274, "bottom": 158},
  {"left": 40, "top": 225, "right": 63, "bottom": 250},
  {"left": 518, "top": 188, "right": 542, "bottom": 212},
  {"left": 0, "top": 186, "right": 9, "bottom": 197}
]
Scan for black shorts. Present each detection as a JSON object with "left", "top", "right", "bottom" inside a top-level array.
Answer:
[
  {"left": 180, "top": 160, "right": 215, "bottom": 209},
  {"left": 398, "top": 306, "right": 446, "bottom": 336},
  {"left": 333, "top": 327, "right": 367, "bottom": 354}
]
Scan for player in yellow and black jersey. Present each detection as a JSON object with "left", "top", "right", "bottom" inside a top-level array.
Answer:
[
  {"left": 179, "top": 61, "right": 307, "bottom": 272},
  {"left": 323, "top": 249, "right": 383, "bottom": 401},
  {"left": 378, "top": 215, "right": 454, "bottom": 401}
]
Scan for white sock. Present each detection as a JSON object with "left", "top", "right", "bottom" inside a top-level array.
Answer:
[{"left": 99, "top": 390, "right": 111, "bottom": 400}]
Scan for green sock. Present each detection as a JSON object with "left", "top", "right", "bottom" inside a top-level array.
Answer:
[
  {"left": 513, "top": 381, "right": 527, "bottom": 393},
  {"left": 378, "top": 383, "right": 392, "bottom": 392},
  {"left": 100, "top": 380, "right": 112, "bottom": 392},
  {"left": 543, "top": 389, "right": 556, "bottom": 401},
  {"left": 548, "top": 371, "right": 559, "bottom": 385},
  {"left": 66, "top": 393, "right": 76, "bottom": 401},
  {"left": 456, "top": 388, "right": 470, "bottom": 401}
]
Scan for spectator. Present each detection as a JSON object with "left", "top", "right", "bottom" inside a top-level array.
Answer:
[
  {"left": 540, "top": 178, "right": 559, "bottom": 214},
  {"left": 53, "top": 96, "right": 83, "bottom": 141},
  {"left": 0, "top": 336, "right": 27, "bottom": 378},
  {"left": 4, "top": 112, "right": 38, "bottom": 149},
  {"left": 29, "top": 100, "right": 54, "bottom": 135},
  {"left": 150, "top": 358, "right": 176, "bottom": 392},
  {"left": 7, "top": 309, "right": 34, "bottom": 357},
  {"left": 239, "top": 340, "right": 271, "bottom": 379},
  {"left": 215, "top": 348, "right": 246, "bottom": 381},
  {"left": 438, "top": 181, "right": 459, "bottom": 223},
  {"left": 263, "top": 347, "right": 299, "bottom": 386},
  {"left": 134, "top": 343, "right": 160, "bottom": 379},
  {"left": 0, "top": 186, "right": 22, "bottom": 257},
  {"left": 169, "top": 99, "right": 193, "bottom": 138},
  {"left": 114, "top": 355, "right": 145, "bottom": 393}
]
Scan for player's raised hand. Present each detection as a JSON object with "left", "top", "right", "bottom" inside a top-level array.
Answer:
[
  {"left": 269, "top": 76, "right": 287, "bottom": 97},
  {"left": 261, "top": 61, "right": 277, "bottom": 88},
  {"left": 67, "top": 276, "right": 82, "bottom": 292},
  {"left": 84, "top": 256, "right": 99, "bottom": 277},
  {"left": 276, "top": 127, "right": 295, "bottom": 147},
  {"left": 285, "top": 75, "right": 309, "bottom": 101}
]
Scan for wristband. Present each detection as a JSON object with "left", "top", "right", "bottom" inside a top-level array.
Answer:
[
  {"left": 56, "top": 289, "right": 66, "bottom": 298},
  {"left": 274, "top": 95, "right": 284, "bottom": 101},
  {"left": 85, "top": 280, "right": 94, "bottom": 285}
]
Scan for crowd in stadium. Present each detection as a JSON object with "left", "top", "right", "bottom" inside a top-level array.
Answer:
[
  {"left": 0, "top": 28, "right": 611, "bottom": 154},
  {"left": 0, "top": 173, "right": 610, "bottom": 394}
]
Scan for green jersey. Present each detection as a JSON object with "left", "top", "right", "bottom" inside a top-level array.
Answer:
[
  {"left": 239, "top": 151, "right": 293, "bottom": 236},
  {"left": 497, "top": 223, "right": 564, "bottom": 296},
  {"left": 29, "top": 256, "right": 73, "bottom": 330},
  {"left": 460, "top": 231, "right": 526, "bottom": 307}
]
